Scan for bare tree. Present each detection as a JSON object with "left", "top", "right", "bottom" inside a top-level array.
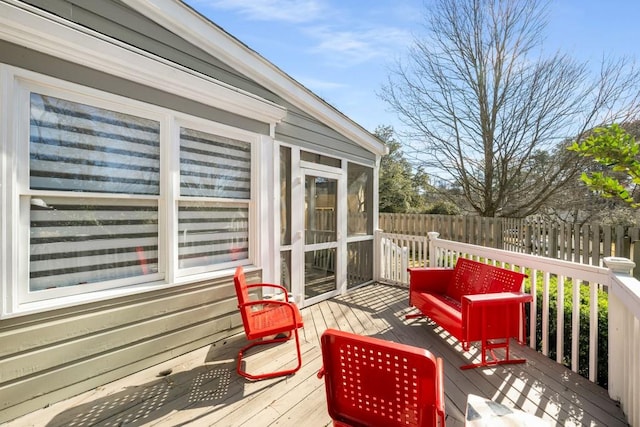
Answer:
[{"left": 380, "top": 0, "right": 640, "bottom": 217}]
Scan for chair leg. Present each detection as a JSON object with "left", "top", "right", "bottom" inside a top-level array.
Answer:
[
  {"left": 237, "top": 328, "right": 302, "bottom": 380},
  {"left": 461, "top": 302, "right": 528, "bottom": 369},
  {"left": 460, "top": 338, "right": 527, "bottom": 370},
  {"left": 405, "top": 313, "right": 425, "bottom": 320}
]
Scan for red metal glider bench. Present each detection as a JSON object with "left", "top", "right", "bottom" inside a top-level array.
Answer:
[
  {"left": 407, "top": 257, "right": 532, "bottom": 369},
  {"left": 233, "top": 266, "right": 303, "bottom": 380},
  {"left": 317, "top": 329, "right": 446, "bottom": 427}
]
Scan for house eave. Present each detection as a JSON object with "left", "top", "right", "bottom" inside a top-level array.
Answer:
[
  {"left": 121, "top": 0, "right": 388, "bottom": 157},
  {"left": 0, "top": 0, "right": 288, "bottom": 125}
]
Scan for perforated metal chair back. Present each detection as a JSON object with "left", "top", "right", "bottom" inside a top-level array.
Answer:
[{"left": 317, "top": 329, "right": 446, "bottom": 427}]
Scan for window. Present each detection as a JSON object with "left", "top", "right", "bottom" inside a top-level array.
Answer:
[
  {"left": 6, "top": 68, "right": 259, "bottom": 310},
  {"left": 29, "top": 197, "right": 159, "bottom": 292},
  {"left": 26, "top": 93, "right": 161, "bottom": 297},
  {"left": 346, "top": 162, "right": 374, "bottom": 288},
  {"left": 347, "top": 163, "right": 373, "bottom": 236},
  {"left": 178, "top": 128, "right": 251, "bottom": 270}
]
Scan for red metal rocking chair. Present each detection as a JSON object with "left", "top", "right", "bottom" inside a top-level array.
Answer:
[
  {"left": 317, "top": 329, "right": 446, "bottom": 427},
  {"left": 233, "top": 266, "right": 303, "bottom": 380}
]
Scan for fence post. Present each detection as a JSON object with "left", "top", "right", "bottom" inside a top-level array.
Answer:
[
  {"left": 548, "top": 226, "right": 558, "bottom": 259},
  {"left": 630, "top": 240, "right": 640, "bottom": 280}
]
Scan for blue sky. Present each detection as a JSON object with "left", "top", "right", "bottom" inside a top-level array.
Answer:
[{"left": 183, "top": 0, "right": 640, "bottom": 134}]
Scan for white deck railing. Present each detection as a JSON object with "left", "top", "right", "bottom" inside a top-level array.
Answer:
[
  {"left": 377, "top": 232, "right": 428, "bottom": 286},
  {"left": 606, "top": 258, "right": 640, "bottom": 427},
  {"left": 374, "top": 230, "right": 640, "bottom": 427}
]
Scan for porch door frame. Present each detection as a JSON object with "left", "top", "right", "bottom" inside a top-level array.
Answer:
[{"left": 291, "top": 161, "right": 346, "bottom": 308}]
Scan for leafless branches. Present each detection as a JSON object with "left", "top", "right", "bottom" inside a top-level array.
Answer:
[{"left": 380, "top": 0, "right": 640, "bottom": 217}]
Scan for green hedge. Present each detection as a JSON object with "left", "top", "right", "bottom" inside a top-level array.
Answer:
[{"left": 525, "top": 275, "right": 608, "bottom": 387}]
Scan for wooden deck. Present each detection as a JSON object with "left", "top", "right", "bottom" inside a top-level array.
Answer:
[{"left": 8, "top": 283, "right": 628, "bottom": 427}]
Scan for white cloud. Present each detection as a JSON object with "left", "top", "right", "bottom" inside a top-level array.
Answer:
[
  {"left": 297, "top": 77, "right": 347, "bottom": 91},
  {"left": 190, "top": 0, "right": 414, "bottom": 67},
  {"left": 204, "top": 0, "right": 326, "bottom": 23},
  {"left": 307, "top": 25, "right": 412, "bottom": 66}
]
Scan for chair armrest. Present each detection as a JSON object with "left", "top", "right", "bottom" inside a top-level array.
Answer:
[
  {"left": 407, "top": 267, "right": 453, "bottom": 293},
  {"left": 462, "top": 292, "right": 532, "bottom": 307},
  {"left": 240, "top": 299, "right": 299, "bottom": 326},
  {"left": 240, "top": 298, "right": 295, "bottom": 310},
  {"left": 247, "top": 283, "right": 288, "bottom": 293}
]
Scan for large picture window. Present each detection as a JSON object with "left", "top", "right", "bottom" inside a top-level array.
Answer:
[{"left": 7, "top": 69, "right": 258, "bottom": 309}]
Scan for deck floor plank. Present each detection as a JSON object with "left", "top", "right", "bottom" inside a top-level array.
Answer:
[{"left": 6, "top": 283, "right": 629, "bottom": 427}]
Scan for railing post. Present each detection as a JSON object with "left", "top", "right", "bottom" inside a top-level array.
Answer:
[
  {"left": 427, "top": 231, "right": 439, "bottom": 267},
  {"left": 401, "top": 247, "right": 409, "bottom": 283},
  {"left": 603, "top": 256, "right": 638, "bottom": 427},
  {"left": 374, "top": 229, "right": 382, "bottom": 282}
]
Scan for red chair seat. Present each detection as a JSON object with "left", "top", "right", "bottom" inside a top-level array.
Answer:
[{"left": 245, "top": 303, "right": 304, "bottom": 340}]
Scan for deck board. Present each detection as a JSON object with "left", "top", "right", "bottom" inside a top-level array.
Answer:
[{"left": 7, "top": 283, "right": 628, "bottom": 427}]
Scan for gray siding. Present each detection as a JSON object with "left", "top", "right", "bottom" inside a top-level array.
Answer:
[
  {"left": 0, "top": 269, "right": 268, "bottom": 423},
  {"left": 21, "top": 0, "right": 377, "bottom": 166},
  {"left": 275, "top": 110, "right": 377, "bottom": 166},
  {"left": 0, "top": 40, "right": 268, "bottom": 135}
]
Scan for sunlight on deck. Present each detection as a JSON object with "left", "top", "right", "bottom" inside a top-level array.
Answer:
[{"left": 7, "top": 283, "right": 628, "bottom": 427}]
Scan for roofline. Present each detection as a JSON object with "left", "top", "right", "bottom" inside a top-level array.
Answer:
[
  {"left": 1, "top": 0, "right": 288, "bottom": 125},
  {"left": 121, "top": 0, "right": 388, "bottom": 156}
]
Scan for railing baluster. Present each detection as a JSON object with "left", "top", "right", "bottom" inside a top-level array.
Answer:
[
  {"left": 571, "top": 277, "right": 580, "bottom": 373},
  {"left": 589, "top": 281, "right": 598, "bottom": 383},
  {"left": 529, "top": 269, "right": 538, "bottom": 350},
  {"left": 542, "top": 271, "right": 550, "bottom": 357},
  {"left": 556, "top": 274, "right": 565, "bottom": 364}
]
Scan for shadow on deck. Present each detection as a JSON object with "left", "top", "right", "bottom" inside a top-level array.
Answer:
[{"left": 7, "top": 283, "right": 628, "bottom": 427}]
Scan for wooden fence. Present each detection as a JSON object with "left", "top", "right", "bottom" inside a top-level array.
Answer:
[{"left": 379, "top": 213, "right": 640, "bottom": 278}]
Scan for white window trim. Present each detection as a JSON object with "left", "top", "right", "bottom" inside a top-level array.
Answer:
[
  {"left": 1, "top": 65, "right": 265, "bottom": 318},
  {"left": 171, "top": 114, "right": 261, "bottom": 279},
  {"left": 12, "top": 67, "right": 168, "bottom": 309}
]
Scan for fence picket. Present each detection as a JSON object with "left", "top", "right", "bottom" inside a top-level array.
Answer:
[{"left": 379, "top": 213, "right": 640, "bottom": 278}]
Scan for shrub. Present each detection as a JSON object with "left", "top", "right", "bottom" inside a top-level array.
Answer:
[
  {"left": 423, "top": 201, "right": 460, "bottom": 215},
  {"left": 525, "top": 275, "right": 608, "bottom": 387}
]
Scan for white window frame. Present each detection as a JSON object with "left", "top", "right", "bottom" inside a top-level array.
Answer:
[
  {"left": 170, "top": 114, "right": 259, "bottom": 279},
  {"left": 1, "top": 65, "right": 263, "bottom": 317}
]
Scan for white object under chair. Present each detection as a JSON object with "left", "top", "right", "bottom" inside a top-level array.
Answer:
[{"left": 465, "top": 394, "right": 551, "bottom": 426}]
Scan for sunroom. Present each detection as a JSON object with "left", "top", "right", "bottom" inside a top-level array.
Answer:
[{"left": 0, "top": 0, "right": 385, "bottom": 422}]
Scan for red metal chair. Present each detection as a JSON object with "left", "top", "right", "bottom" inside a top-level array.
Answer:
[
  {"left": 317, "top": 329, "right": 446, "bottom": 427},
  {"left": 233, "top": 266, "right": 303, "bottom": 380}
]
